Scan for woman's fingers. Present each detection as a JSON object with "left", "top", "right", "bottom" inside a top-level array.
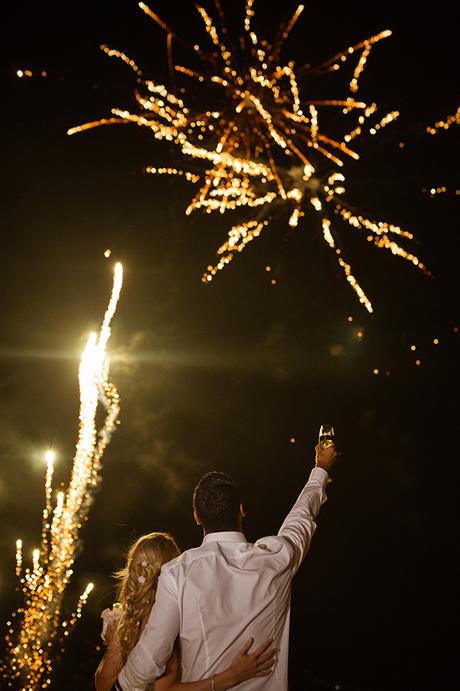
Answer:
[
  {"left": 229, "top": 638, "right": 276, "bottom": 684},
  {"left": 251, "top": 638, "right": 273, "bottom": 657},
  {"left": 236, "top": 637, "right": 254, "bottom": 658},
  {"left": 256, "top": 649, "right": 276, "bottom": 665},
  {"left": 234, "top": 638, "right": 254, "bottom": 662},
  {"left": 234, "top": 637, "right": 276, "bottom": 673},
  {"left": 257, "top": 655, "right": 276, "bottom": 670}
]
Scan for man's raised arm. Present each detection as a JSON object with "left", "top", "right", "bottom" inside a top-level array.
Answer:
[
  {"left": 117, "top": 565, "right": 180, "bottom": 691},
  {"left": 277, "top": 442, "right": 338, "bottom": 573}
]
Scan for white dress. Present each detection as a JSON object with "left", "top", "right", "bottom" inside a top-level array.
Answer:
[{"left": 100, "top": 604, "right": 158, "bottom": 690}]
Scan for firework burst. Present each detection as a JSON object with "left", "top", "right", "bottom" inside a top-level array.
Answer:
[
  {"left": 1, "top": 264, "right": 123, "bottom": 690},
  {"left": 69, "top": 1, "right": 429, "bottom": 312}
]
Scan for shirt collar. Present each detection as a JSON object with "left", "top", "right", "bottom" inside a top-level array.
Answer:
[{"left": 202, "top": 531, "right": 247, "bottom": 545}]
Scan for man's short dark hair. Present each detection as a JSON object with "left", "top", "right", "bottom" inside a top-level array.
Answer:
[{"left": 193, "top": 471, "right": 241, "bottom": 533}]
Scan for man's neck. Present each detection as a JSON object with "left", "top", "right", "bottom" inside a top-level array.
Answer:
[{"left": 203, "top": 526, "right": 242, "bottom": 537}]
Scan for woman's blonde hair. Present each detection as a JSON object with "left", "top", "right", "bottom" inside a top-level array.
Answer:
[{"left": 115, "top": 532, "right": 180, "bottom": 662}]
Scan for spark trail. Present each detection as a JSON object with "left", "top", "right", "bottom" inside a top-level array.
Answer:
[{"left": 1, "top": 263, "right": 123, "bottom": 690}]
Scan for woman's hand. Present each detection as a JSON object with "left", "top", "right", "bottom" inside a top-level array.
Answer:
[
  {"left": 103, "top": 621, "right": 116, "bottom": 646},
  {"left": 227, "top": 637, "right": 275, "bottom": 685},
  {"left": 100, "top": 605, "right": 121, "bottom": 645},
  {"left": 154, "top": 638, "right": 275, "bottom": 691}
]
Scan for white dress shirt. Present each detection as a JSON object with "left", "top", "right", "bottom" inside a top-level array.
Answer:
[{"left": 118, "top": 466, "right": 329, "bottom": 690}]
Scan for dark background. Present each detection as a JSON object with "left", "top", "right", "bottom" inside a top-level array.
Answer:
[{"left": 1, "top": 1, "right": 459, "bottom": 689}]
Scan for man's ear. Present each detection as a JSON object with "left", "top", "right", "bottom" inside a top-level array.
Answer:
[
  {"left": 239, "top": 503, "right": 246, "bottom": 518},
  {"left": 194, "top": 509, "right": 202, "bottom": 526}
]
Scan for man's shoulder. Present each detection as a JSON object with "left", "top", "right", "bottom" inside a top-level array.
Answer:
[
  {"left": 161, "top": 544, "right": 209, "bottom": 574},
  {"left": 162, "top": 535, "right": 292, "bottom": 575}
]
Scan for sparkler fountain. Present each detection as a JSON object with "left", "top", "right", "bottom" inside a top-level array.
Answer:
[{"left": 1, "top": 263, "right": 123, "bottom": 690}]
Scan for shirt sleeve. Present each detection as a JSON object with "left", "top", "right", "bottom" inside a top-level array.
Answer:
[
  {"left": 276, "top": 466, "right": 329, "bottom": 574},
  {"left": 117, "top": 566, "right": 180, "bottom": 691}
]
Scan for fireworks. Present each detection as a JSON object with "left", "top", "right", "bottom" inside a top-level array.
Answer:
[
  {"left": 1, "top": 263, "right": 123, "bottom": 690},
  {"left": 426, "top": 107, "right": 460, "bottom": 135},
  {"left": 69, "top": 1, "right": 429, "bottom": 312},
  {"left": 422, "top": 185, "right": 459, "bottom": 198},
  {"left": 422, "top": 106, "right": 459, "bottom": 200}
]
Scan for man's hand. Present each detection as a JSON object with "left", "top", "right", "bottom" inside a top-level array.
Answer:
[{"left": 315, "top": 442, "right": 339, "bottom": 474}]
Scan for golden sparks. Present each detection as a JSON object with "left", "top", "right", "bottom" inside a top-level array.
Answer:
[
  {"left": 16, "top": 69, "right": 47, "bottom": 78},
  {"left": 1, "top": 264, "right": 123, "bottom": 689},
  {"left": 68, "top": 1, "right": 429, "bottom": 312},
  {"left": 422, "top": 186, "right": 459, "bottom": 197},
  {"left": 426, "top": 107, "right": 460, "bottom": 134}
]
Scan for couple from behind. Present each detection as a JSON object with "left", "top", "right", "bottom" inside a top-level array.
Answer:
[{"left": 96, "top": 440, "right": 338, "bottom": 690}]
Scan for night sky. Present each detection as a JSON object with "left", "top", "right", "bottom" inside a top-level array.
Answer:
[{"left": 1, "top": 1, "right": 459, "bottom": 690}]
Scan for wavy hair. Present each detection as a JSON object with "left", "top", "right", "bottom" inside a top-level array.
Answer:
[{"left": 114, "top": 532, "right": 180, "bottom": 662}]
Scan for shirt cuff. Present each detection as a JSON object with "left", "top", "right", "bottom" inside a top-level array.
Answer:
[{"left": 308, "top": 466, "right": 329, "bottom": 485}]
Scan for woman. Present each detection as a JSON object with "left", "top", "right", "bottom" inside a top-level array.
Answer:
[{"left": 95, "top": 532, "right": 274, "bottom": 690}]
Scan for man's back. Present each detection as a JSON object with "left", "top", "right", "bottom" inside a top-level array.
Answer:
[
  {"left": 118, "top": 465, "right": 330, "bottom": 691},
  {"left": 171, "top": 531, "right": 294, "bottom": 688}
]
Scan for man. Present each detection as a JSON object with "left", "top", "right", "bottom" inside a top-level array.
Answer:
[{"left": 118, "top": 441, "right": 338, "bottom": 690}]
